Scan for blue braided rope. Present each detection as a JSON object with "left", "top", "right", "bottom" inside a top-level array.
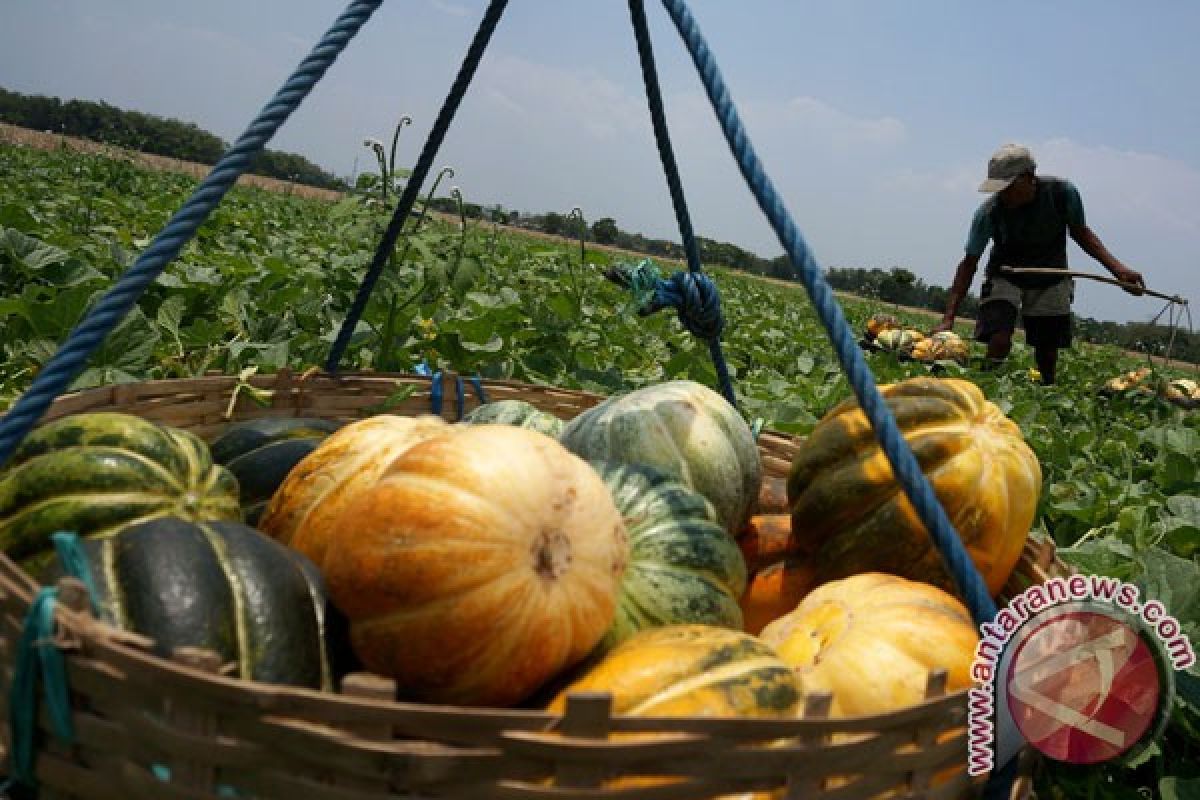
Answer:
[
  {"left": 430, "top": 371, "right": 444, "bottom": 416},
  {"left": 469, "top": 374, "right": 489, "bottom": 405},
  {"left": 326, "top": 0, "right": 510, "bottom": 373},
  {"left": 628, "top": 0, "right": 703, "bottom": 277},
  {"left": 659, "top": 0, "right": 995, "bottom": 627},
  {"left": 628, "top": 0, "right": 737, "bottom": 408},
  {"left": 0, "top": 0, "right": 383, "bottom": 469},
  {"left": 667, "top": 3, "right": 1012, "bottom": 791},
  {"left": 660, "top": 1, "right": 1010, "bottom": 792}
]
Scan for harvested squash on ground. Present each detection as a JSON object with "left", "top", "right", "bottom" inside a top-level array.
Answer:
[
  {"left": 739, "top": 557, "right": 820, "bottom": 636},
  {"left": 210, "top": 416, "right": 342, "bottom": 526},
  {"left": 1102, "top": 367, "right": 1199, "bottom": 409},
  {"left": 322, "top": 425, "right": 628, "bottom": 707},
  {"left": 461, "top": 398, "right": 564, "bottom": 438},
  {"left": 787, "top": 376, "right": 1041, "bottom": 596},
  {"left": 0, "top": 412, "right": 241, "bottom": 574},
  {"left": 759, "top": 573, "right": 978, "bottom": 717},
  {"left": 873, "top": 327, "right": 926, "bottom": 356},
  {"left": 560, "top": 379, "right": 762, "bottom": 535},
  {"left": 258, "top": 414, "right": 449, "bottom": 567},
  {"left": 44, "top": 517, "right": 347, "bottom": 689},
  {"left": 911, "top": 331, "right": 969, "bottom": 364},
  {"left": 864, "top": 313, "right": 900, "bottom": 341}
]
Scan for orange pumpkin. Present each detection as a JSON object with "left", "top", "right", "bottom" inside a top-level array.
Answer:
[
  {"left": 738, "top": 557, "right": 819, "bottom": 636},
  {"left": 787, "top": 377, "right": 1040, "bottom": 595},
  {"left": 322, "top": 425, "right": 628, "bottom": 707},
  {"left": 759, "top": 572, "right": 979, "bottom": 717},
  {"left": 737, "top": 514, "right": 799, "bottom": 574},
  {"left": 258, "top": 414, "right": 449, "bottom": 566}
]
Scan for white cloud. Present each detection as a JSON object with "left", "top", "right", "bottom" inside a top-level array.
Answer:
[{"left": 429, "top": 0, "right": 470, "bottom": 18}]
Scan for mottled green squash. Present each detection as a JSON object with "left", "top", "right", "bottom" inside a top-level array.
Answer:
[
  {"left": 560, "top": 380, "right": 761, "bottom": 534},
  {"left": 210, "top": 417, "right": 342, "bottom": 525},
  {"left": 460, "top": 400, "right": 564, "bottom": 438},
  {"left": 44, "top": 517, "right": 350, "bottom": 689},
  {"left": 0, "top": 412, "right": 241, "bottom": 571},
  {"left": 592, "top": 462, "right": 746, "bottom": 652}
]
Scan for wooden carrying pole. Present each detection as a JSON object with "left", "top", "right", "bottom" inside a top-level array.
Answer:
[{"left": 998, "top": 267, "right": 1187, "bottom": 305}]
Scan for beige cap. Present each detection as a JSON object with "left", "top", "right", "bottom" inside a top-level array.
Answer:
[{"left": 979, "top": 143, "right": 1037, "bottom": 192}]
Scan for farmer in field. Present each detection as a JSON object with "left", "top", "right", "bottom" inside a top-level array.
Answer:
[{"left": 932, "top": 143, "right": 1145, "bottom": 385}]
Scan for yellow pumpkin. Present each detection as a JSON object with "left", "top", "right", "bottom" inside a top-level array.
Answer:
[
  {"left": 759, "top": 573, "right": 979, "bottom": 717},
  {"left": 322, "top": 425, "right": 627, "bottom": 707},
  {"left": 547, "top": 624, "right": 799, "bottom": 718},
  {"left": 258, "top": 414, "right": 449, "bottom": 566},
  {"left": 787, "top": 377, "right": 1040, "bottom": 596}
]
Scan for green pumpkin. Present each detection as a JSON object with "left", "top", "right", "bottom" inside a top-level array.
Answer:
[
  {"left": 560, "top": 380, "right": 761, "bottom": 534},
  {"left": 210, "top": 417, "right": 342, "bottom": 526},
  {"left": 461, "top": 399, "right": 564, "bottom": 438},
  {"left": 592, "top": 462, "right": 747, "bottom": 653},
  {"left": 44, "top": 517, "right": 349, "bottom": 689},
  {"left": 0, "top": 412, "right": 241, "bottom": 572}
]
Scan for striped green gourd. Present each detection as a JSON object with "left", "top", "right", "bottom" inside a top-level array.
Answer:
[
  {"left": 560, "top": 380, "right": 761, "bottom": 534},
  {"left": 460, "top": 399, "right": 564, "bottom": 438},
  {"left": 592, "top": 461, "right": 747, "bottom": 653},
  {"left": 0, "top": 412, "right": 241, "bottom": 572}
]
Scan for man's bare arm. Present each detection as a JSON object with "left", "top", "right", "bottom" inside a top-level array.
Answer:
[
  {"left": 1069, "top": 224, "right": 1144, "bottom": 294},
  {"left": 932, "top": 253, "right": 980, "bottom": 332}
]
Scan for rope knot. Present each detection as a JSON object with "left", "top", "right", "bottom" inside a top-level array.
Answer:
[{"left": 649, "top": 270, "right": 726, "bottom": 341}]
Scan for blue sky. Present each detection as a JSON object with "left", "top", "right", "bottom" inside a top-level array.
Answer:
[{"left": 3, "top": 0, "right": 1198, "bottom": 324}]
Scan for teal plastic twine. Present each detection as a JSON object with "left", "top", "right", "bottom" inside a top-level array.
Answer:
[
  {"left": 625, "top": 258, "right": 663, "bottom": 314},
  {"left": 6, "top": 533, "right": 93, "bottom": 789}
]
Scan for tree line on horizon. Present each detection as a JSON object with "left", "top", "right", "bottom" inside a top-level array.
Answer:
[{"left": 0, "top": 87, "right": 347, "bottom": 190}]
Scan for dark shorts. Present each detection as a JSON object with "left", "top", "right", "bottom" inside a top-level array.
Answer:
[{"left": 974, "top": 300, "right": 1072, "bottom": 349}]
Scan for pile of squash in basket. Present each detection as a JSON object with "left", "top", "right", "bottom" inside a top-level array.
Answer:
[{"left": 0, "top": 375, "right": 1041, "bottom": 727}]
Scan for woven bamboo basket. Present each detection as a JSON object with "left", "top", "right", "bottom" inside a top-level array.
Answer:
[{"left": 0, "top": 370, "right": 1067, "bottom": 800}]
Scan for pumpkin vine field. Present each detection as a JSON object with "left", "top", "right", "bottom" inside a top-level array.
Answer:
[{"left": 1, "top": 141, "right": 1198, "bottom": 798}]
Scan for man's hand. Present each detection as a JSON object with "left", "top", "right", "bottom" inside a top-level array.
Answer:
[
  {"left": 1112, "top": 266, "right": 1145, "bottom": 296},
  {"left": 931, "top": 316, "right": 956, "bottom": 335}
]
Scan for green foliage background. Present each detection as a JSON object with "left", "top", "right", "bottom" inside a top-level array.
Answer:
[{"left": 0, "top": 141, "right": 1197, "bottom": 798}]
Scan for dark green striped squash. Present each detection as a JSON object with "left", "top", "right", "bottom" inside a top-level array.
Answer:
[
  {"left": 560, "top": 380, "right": 762, "bottom": 534},
  {"left": 210, "top": 417, "right": 343, "bottom": 526},
  {"left": 591, "top": 461, "right": 747, "bottom": 652},
  {"left": 460, "top": 399, "right": 564, "bottom": 438},
  {"left": 45, "top": 517, "right": 348, "bottom": 689},
  {"left": 0, "top": 412, "right": 241, "bottom": 572}
]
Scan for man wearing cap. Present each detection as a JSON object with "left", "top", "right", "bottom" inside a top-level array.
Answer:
[{"left": 933, "top": 143, "right": 1145, "bottom": 384}]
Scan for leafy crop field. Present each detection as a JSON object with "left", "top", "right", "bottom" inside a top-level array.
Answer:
[{"left": 1, "top": 141, "right": 1197, "bottom": 797}]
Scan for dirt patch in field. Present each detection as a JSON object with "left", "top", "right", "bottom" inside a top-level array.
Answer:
[{"left": 0, "top": 122, "right": 345, "bottom": 201}]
